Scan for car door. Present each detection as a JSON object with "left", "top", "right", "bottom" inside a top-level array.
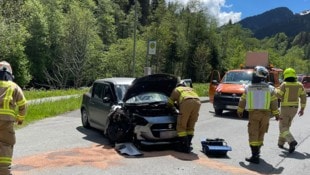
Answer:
[
  {"left": 208, "top": 70, "right": 221, "bottom": 103},
  {"left": 88, "top": 82, "right": 113, "bottom": 130}
]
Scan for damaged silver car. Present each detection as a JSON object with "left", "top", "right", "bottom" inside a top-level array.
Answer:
[{"left": 105, "top": 74, "right": 179, "bottom": 147}]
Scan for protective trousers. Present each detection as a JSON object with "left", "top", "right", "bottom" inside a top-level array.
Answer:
[
  {"left": 278, "top": 106, "right": 298, "bottom": 145},
  {"left": 248, "top": 110, "right": 270, "bottom": 147},
  {"left": 177, "top": 98, "right": 201, "bottom": 137},
  {"left": 0, "top": 120, "right": 15, "bottom": 175}
]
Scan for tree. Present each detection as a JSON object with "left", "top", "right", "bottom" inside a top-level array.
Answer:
[
  {"left": 44, "top": 1, "right": 104, "bottom": 88},
  {"left": 23, "top": 0, "right": 50, "bottom": 86},
  {"left": 0, "top": 1, "right": 30, "bottom": 86}
]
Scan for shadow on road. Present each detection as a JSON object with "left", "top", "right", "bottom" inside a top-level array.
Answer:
[
  {"left": 210, "top": 110, "right": 248, "bottom": 121},
  {"left": 76, "top": 126, "right": 199, "bottom": 160},
  {"left": 140, "top": 146, "right": 199, "bottom": 161},
  {"left": 279, "top": 150, "right": 310, "bottom": 160},
  {"left": 239, "top": 159, "right": 284, "bottom": 174},
  {"left": 76, "top": 126, "right": 111, "bottom": 146}
]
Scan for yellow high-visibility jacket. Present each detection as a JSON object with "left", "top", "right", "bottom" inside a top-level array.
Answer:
[
  {"left": 168, "top": 86, "right": 199, "bottom": 107},
  {"left": 0, "top": 80, "right": 27, "bottom": 122},
  {"left": 276, "top": 81, "right": 306, "bottom": 109}
]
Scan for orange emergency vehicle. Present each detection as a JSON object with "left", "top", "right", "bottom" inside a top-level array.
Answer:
[{"left": 209, "top": 52, "right": 282, "bottom": 116}]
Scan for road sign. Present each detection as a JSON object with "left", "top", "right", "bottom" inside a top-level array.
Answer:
[{"left": 148, "top": 41, "right": 156, "bottom": 55}]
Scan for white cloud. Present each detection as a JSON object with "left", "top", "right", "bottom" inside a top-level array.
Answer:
[{"left": 167, "top": 0, "right": 241, "bottom": 26}]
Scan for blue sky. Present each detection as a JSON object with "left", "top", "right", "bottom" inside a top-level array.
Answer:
[{"left": 168, "top": 0, "right": 310, "bottom": 25}]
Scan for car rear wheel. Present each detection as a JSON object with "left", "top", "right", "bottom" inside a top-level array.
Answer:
[{"left": 81, "top": 109, "right": 90, "bottom": 128}]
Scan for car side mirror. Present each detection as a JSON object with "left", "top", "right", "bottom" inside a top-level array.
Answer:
[
  {"left": 268, "top": 82, "right": 274, "bottom": 86},
  {"left": 103, "top": 96, "right": 111, "bottom": 103},
  {"left": 211, "top": 80, "right": 219, "bottom": 85}
]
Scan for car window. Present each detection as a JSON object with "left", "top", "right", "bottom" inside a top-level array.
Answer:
[
  {"left": 92, "top": 83, "right": 104, "bottom": 100},
  {"left": 222, "top": 71, "right": 252, "bottom": 84},
  {"left": 268, "top": 72, "right": 275, "bottom": 84},
  {"left": 115, "top": 85, "right": 130, "bottom": 101},
  {"left": 102, "top": 85, "right": 112, "bottom": 100},
  {"left": 126, "top": 92, "right": 168, "bottom": 104}
]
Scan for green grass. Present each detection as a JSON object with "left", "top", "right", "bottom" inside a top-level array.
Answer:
[
  {"left": 15, "top": 95, "right": 83, "bottom": 129},
  {"left": 193, "top": 83, "right": 210, "bottom": 97},
  {"left": 24, "top": 88, "right": 89, "bottom": 100}
]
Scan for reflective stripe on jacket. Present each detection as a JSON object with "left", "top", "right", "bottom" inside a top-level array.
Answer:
[
  {"left": 276, "top": 82, "right": 306, "bottom": 109},
  {"left": 238, "top": 83, "right": 279, "bottom": 115},
  {"left": 0, "top": 81, "right": 27, "bottom": 121},
  {"left": 168, "top": 86, "right": 199, "bottom": 106},
  {"left": 245, "top": 85, "right": 271, "bottom": 110}
]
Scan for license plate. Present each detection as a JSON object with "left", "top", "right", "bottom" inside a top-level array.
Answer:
[
  {"left": 226, "top": 105, "right": 238, "bottom": 110},
  {"left": 160, "top": 131, "right": 177, "bottom": 139}
]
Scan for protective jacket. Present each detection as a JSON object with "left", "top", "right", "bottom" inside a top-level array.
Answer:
[
  {"left": 276, "top": 82, "right": 306, "bottom": 109},
  {"left": 168, "top": 86, "right": 199, "bottom": 107},
  {"left": 168, "top": 86, "right": 200, "bottom": 137},
  {"left": 0, "top": 80, "right": 27, "bottom": 122},
  {"left": 237, "top": 83, "right": 279, "bottom": 116}
]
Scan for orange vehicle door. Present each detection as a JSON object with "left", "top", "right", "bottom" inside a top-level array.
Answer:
[{"left": 208, "top": 70, "right": 221, "bottom": 103}]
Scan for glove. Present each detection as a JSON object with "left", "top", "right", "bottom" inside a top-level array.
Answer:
[
  {"left": 274, "top": 114, "right": 281, "bottom": 121},
  {"left": 274, "top": 115, "right": 280, "bottom": 121},
  {"left": 237, "top": 111, "right": 243, "bottom": 118},
  {"left": 298, "top": 110, "right": 304, "bottom": 116},
  {"left": 16, "top": 119, "right": 23, "bottom": 125}
]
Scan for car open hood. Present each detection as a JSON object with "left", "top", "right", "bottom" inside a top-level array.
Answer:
[{"left": 123, "top": 74, "right": 178, "bottom": 102}]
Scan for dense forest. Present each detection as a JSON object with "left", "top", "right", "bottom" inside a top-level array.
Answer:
[{"left": 0, "top": 0, "right": 309, "bottom": 88}]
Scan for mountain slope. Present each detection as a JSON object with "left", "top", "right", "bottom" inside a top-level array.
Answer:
[{"left": 238, "top": 7, "right": 310, "bottom": 39}]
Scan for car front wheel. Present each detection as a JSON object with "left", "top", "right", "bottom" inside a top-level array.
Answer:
[
  {"left": 81, "top": 109, "right": 90, "bottom": 128},
  {"left": 214, "top": 109, "right": 223, "bottom": 116}
]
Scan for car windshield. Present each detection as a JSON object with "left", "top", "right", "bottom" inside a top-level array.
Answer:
[
  {"left": 115, "top": 85, "right": 130, "bottom": 102},
  {"left": 222, "top": 71, "right": 252, "bottom": 84},
  {"left": 125, "top": 92, "right": 168, "bottom": 104}
]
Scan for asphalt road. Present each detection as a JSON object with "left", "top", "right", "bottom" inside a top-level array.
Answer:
[{"left": 12, "top": 97, "right": 310, "bottom": 175}]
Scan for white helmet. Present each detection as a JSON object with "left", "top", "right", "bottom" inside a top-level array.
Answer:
[
  {"left": 0, "top": 61, "right": 13, "bottom": 75},
  {"left": 254, "top": 66, "right": 268, "bottom": 78}
]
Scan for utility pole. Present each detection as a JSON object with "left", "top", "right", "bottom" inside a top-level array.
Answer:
[{"left": 132, "top": 0, "right": 137, "bottom": 77}]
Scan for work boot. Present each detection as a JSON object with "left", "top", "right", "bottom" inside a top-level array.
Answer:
[
  {"left": 289, "top": 141, "right": 298, "bottom": 153},
  {"left": 245, "top": 146, "right": 260, "bottom": 164},
  {"left": 187, "top": 135, "right": 193, "bottom": 145},
  {"left": 175, "top": 136, "right": 190, "bottom": 153},
  {"left": 187, "top": 135, "right": 194, "bottom": 151}
]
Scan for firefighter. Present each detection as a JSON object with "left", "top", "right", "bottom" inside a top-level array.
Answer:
[
  {"left": 276, "top": 68, "right": 306, "bottom": 153},
  {"left": 0, "top": 61, "right": 27, "bottom": 175},
  {"left": 237, "top": 66, "right": 280, "bottom": 164},
  {"left": 168, "top": 82, "right": 201, "bottom": 153}
]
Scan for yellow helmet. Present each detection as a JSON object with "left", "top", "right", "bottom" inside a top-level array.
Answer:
[
  {"left": 283, "top": 68, "right": 296, "bottom": 80},
  {"left": 0, "top": 61, "right": 12, "bottom": 75}
]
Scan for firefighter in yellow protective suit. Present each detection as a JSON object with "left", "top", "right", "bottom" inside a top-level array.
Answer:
[
  {"left": 168, "top": 82, "right": 201, "bottom": 153},
  {"left": 237, "top": 66, "right": 280, "bottom": 164},
  {"left": 276, "top": 68, "right": 306, "bottom": 153},
  {"left": 0, "top": 61, "right": 27, "bottom": 175}
]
